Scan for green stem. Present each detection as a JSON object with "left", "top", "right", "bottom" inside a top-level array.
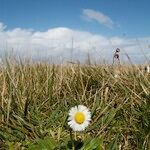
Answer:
[{"left": 69, "top": 129, "right": 75, "bottom": 150}]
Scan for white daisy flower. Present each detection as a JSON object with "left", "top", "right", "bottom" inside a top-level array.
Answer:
[{"left": 68, "top": 105, "right": 91, "bottom": 131}]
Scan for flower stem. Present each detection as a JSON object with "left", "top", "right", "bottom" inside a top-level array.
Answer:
[{"left": 69, "top": 129, "right": 75, "bottom": 150}]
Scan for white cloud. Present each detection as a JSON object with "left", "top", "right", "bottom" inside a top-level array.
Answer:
[
  {"left": 82, "top": 9, "right": 115, "bottom": 28},
  {"left": 0, "top": 22, "right": 149, "bottom": 64},
  {"left": 0, "top": 22, "right": 6, "bottom": 31}
]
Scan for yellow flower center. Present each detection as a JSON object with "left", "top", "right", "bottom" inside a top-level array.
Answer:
[{"left": 74, "top": 112, "right": 85, "bottom": 124}]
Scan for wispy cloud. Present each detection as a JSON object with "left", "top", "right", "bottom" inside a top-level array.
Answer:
[
  {"left": 0, "top": 22, "right": 6, "bottom": 31},
  {"left": 0, "top": 22, "right": 149, "bottom": 64},
  {"left": 82, "top": 9, "right": 115, "bottom": 28}
]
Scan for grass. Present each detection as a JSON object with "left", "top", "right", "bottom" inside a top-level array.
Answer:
[{"left": 0, "top": 59, "right": 150, "bottom": 149}]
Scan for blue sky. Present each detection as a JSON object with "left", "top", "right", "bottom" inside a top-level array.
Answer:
[
  {"left": 0, "top": 0, "right": 150, "bottom": 37},
  {"left": 0, "top": 0, "right": 150, "bottom": 64}
]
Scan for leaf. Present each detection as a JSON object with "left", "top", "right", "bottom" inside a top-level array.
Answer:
[
  {"left": 28, "top": 137, "right": 56, "bottom": 150},
  {"left": 80, "top": 138, "right": 103, "bottom": 150}
]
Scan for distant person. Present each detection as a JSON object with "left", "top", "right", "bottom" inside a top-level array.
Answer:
[
  {"left": 113, "top": 48, "right": 121, "bottom": 77},
  {"left": 113, "top": 48, "right": 120, "bottom": 65}
]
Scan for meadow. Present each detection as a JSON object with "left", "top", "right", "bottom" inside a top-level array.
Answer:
[{"left": 0, "top": 59, "right": 149, "bottom": 150}]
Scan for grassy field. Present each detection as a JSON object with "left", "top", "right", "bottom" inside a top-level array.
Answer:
[{"left": 0, "top": 60, "right": 150, "bottom": 149}]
